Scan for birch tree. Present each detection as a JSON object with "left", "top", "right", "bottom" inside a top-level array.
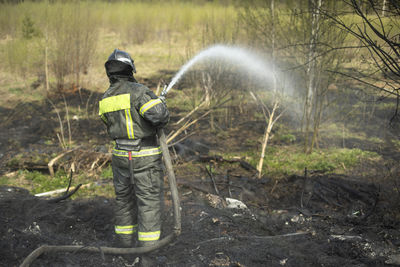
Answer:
[
  {"left": 303, "top": 0, "right": 322, "bottom": 153},
  {"left": 240, "top": 0, "right": 286, "bottom": 177}
]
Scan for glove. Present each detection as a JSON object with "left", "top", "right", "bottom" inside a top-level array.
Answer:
[{"left": 159, "top": 95, "right": 166, "bottom": 103}]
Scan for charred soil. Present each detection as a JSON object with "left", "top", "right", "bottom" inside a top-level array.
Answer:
[{"left": 1, "top": 90, "right": 400, "bottom": 267}]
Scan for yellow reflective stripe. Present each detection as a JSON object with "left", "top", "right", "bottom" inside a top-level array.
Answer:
[
  {"left": 131, "top": 147, "right": 162, "bottom": 157},
  {"left": 138, "top": 231, "right": 161, "bottom": 241},
  {"left": 115, "top": 224, "right": 138, "bottom": 235},
  {"left": 100, "top": 114, "right": 107, "bottom": 123},
  {"left": 99, "top": 94, "right": 130, "bottom": 115},
  {"left": 139, "top": 99, "right": 162, "bottom": 116},
  {"left": 113, "top": 147, "right": 162, "bottom": 158},
  {"left": 124, "top": 109, "right": 134, "bottom": 139}
]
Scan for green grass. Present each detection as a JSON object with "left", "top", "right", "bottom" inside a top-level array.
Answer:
[
  {"left": 100, "top": 165, "right": 113, "bottom": 180},
  {"left": 0, "top": 169, "right": 115, "bottom": 198},
  {"left": 222, "top": 146, "right": 380, "bottom": 178},
  {"left": 320, "top": 123, "right": 386, "bottom": 145},
  {"left": 24, "top": 170, "right": 71, "bottom": 194}
]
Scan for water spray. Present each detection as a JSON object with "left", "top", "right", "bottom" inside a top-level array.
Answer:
[{"left": 162, "top": 44, "right": 282, "bottom": 97}]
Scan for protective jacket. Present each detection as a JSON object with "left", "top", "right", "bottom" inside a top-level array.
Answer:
[
  {"left": 99, "top": 75, "right": 169, "bottom": 140},
  {"left": 99, "top": 75, "right": 169, "bottom": 247}
]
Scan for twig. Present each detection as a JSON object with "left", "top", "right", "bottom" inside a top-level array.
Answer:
[
  {"left": 330, "top": 235, "right": 362, "bottom": 241},
  {"left": 270, "top": 180, "right": 279, "bottom": 194},
  {"left": 34, "top": 183, "right": 90, "bottom": 197},
  {"left": 98, "top": 155, "right": 111, "bottom": 170},
  {"left": 90, "top": 157, "right": 101, "bottom": 170},
  {"left": 167, "top": 131, "right": 196, "bottom": 148},
  {"left": 155, "top": 79, "right": 164, "bottom": 96},
  {"left": 48, "top": 148, "right": 76, "bottom": 177},
  {"left": 56, "top": 133, "right": 65, "bottom": 150},
  {"left": 47, "top": 98, "right": 66, "bottom": 149},
  {"left": 238, "top": 231, "right": 311, "bottom": 240},
  {"left": 226, "top": 170, "right": 232, "bottom": 198},
  {"left": 206, "top": 164, "right": 219, "bottom": 195},
  {"left": 167, "top": 110, "right": 211, "bottom": 144},
  {"left": 62, "top": 94, "right": 72, "bottom": 146},
  {"left": 174, "top": 98, "right": 207, "bottom": 125}
]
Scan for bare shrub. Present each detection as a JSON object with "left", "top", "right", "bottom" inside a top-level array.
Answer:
[{"left": 48, "top": 2, "right": 99, "bottom": 91}]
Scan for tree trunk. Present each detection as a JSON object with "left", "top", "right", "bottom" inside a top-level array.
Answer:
[
  {"left": 310, "top": 92, "right": 323, "bottom": 152},
  {"left": 45, "top": 34, "right": 49, "bottom": 92},
  {"left": 44, "top": 0, "right": 49, "bottom": 93},
  {"left": 382, "top": 0, "right": 388, "bottom": 17},
  {"left": 304, "top": 0, "right": 322, "bottom": 153},
  {"left": 257, "top": 102, "right": 278, "bottom": 178}
]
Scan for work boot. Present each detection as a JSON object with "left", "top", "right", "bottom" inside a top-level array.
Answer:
[
  {"left": 139, "top": 255, "right": 156, "bottom": 267},
  {"left": 138, "top": 241, "right": 158, "bottom": 267},
  {"left": 116, "top": 234, "right": 136, "bottom": 248}
]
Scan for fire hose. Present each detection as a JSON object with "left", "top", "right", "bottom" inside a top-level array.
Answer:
[{"left": 20, "top": 128, "right": 181, "bottom": 267}]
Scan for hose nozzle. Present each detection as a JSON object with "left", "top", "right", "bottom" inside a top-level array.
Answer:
[{"left": 160, "top": 84, "right": 168, "bottom": 98}]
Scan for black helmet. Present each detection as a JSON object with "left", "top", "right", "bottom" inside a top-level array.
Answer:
[{"left": 105, "top": 49, "right": 136, "bottom": 76}]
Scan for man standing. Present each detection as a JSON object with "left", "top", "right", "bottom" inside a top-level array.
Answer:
[{"left": 99, "top": 49, "right": 169, "bottom": 253}]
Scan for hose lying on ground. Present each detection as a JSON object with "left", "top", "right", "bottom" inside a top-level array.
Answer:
[{"left": 20, "top": 129, "right": 181, "bottom": 267}]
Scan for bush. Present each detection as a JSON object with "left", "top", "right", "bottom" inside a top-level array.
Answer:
[{"left": 21, "top": 14, "right": 41, "bottom": 39}]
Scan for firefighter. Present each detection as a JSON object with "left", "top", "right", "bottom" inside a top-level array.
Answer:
[{"left": 99, "top": 49, "right": 169, "bottom": 254}]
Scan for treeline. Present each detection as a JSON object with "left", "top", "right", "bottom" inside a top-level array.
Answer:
[{"left": 0, "top": 0, "right": 398, "bottom": 154}]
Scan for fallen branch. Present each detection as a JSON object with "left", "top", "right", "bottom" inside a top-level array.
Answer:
[
  {"left": 48, "top": 98, "right": 66, "bottom": 149},
  {"left": 238, "top": 231, "right": 311, "bottom": 240},
  {"left": 206, "top": 165, "right": 219, "bottom": 195},
  {"left": 330, "top": 235, "right": 362, "bottom": 241},
  {"left": 226, "top": 170, "right": 232, "bottom": 198},
  {"left": 174, "top": 98, "right": 207, "bottom": 125},
  {"left": 198, "top": 155, "right": 257, "bottom": 173},
  {"left": 35, "top": 183, "right": 92, "bottom": 197},
  {"left": 167, "top": 131, "right": 197, "bottom": 148},
  {"left": 47, "top": 148, "right": 76, "bottom": 177}
]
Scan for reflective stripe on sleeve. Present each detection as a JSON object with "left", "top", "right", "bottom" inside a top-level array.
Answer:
[
  {"left": 138, "top": 231, "right": 161, "bottom": 241},
  {"left": 139, "top": 99, "right": 162, "bottom": 116},
  {"left": 100, "top": 114, "right": 107, "bottom": 123},
  {"left": 113, "top": 147, "right": 162, "bottom": 158},
  {"left": 115, "top": 224, "right": 138, "bottom": 235},
  {"left": 99, "top": 94, "right": 130, "bottom": 115}
]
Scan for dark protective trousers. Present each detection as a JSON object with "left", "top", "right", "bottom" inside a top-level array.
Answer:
[{"left": 112, "top": 148, "right": 164, "bottom": 247}]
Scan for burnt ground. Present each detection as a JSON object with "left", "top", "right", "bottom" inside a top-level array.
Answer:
[{"left": 0, "top": 89, "right": 400, "bottom": 266}]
